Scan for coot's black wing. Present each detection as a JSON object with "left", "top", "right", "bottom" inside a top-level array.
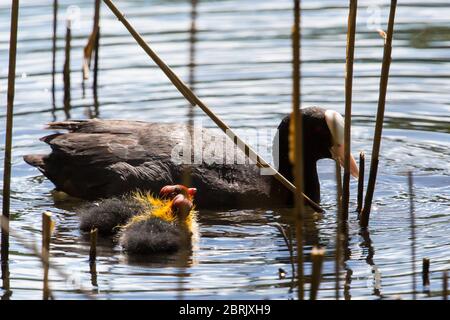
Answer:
[
  {"left": 25, "top": 120, "right": 179, "bottom": 199},
  {"left": 24, "top": 119, "right": 283, "bottom": 208}
]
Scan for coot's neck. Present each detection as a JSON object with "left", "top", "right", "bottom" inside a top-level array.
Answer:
[
  {"left": 271, "top": 114, "right": 321, "bottom": 205},
  {"left": 276, "top": 154, "right": 320, "bottom": 205}
]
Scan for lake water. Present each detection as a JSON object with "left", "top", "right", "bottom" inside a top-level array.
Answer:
[{"left": 0, "top": 0, "right": 449, "bottom": 300}]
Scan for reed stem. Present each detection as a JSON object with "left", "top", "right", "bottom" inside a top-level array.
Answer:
[
  {"left": 181, "top": 0, "right": 198, "bottom": 191},
  {"left": 188, "top": 0, "right": 197, "bottom": 90},
  {"left": 93, "top": 0, "right": 101, "bottom": 91},
  {"left": 356, "top": 152, "right": 365, "bottom": 215},
  {"left": 342, "top": 0, "right": 358, "bottom": 221},
  {"left": 102, "top": 0, "right": 324, "bottom": 213},
  {"left": 83, "top": 0, "right": 101, "bottom": 80},
  {"left": 422, "top": 258, "right": 430, "bottom": 288},
  {"left": 93, "top": 0, "right": 101, "bottom": 41},
  {"left": 93, "top": 26, "right": 100, "bottom": 95},
  {"left": 444, "top": 271, "right": 448, "bottom": 300},
  {"left": 42, "top": 212, "right": 53, "bottom": 300},
  {"left": 63, "top": 19, "right": 71, "bottom": 118},
  {"left": 310, "top": 246, "right": 325, "bottom": 300},
  {"left": 360, "top": 0, "right": 397, "bottom": 228},
  {"left": 51, "top": 0, "right": 58, "bottom": 105},
  {"left": 1, "top": 0, "right": 19, "bottom": 266},
  {"left": 334, "top": 159, "right": 343, "bottom": 300},
  {"left": 292, "top": 0, "right": 305, "bottom": 300},
  {"left": 1, "top": 262, "right": 11, "bottom": 299},
  {"left": 274, "top": 223, "right": 295, "bottom": 279},
  {"left": 89, "top": 228, "right": 98, "bottom": 262},
  {"left": 90, "top": 261, "right": 98, "bottom": 288},
  {"left": 0, "top": 215, "right": 95, "bottom": 299},
  {"left": 408, "top": 171, "right": 417, "bottom": 299}
]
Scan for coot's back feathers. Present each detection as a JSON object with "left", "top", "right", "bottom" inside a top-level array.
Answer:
[{"left": 27, "top": 119, "right": 278, "bottom": 208}]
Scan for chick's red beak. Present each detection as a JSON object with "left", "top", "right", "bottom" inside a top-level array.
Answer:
[
  {"left": 159, "top": 185, "right": 176, "bottom": 199},
  {"left": 188, "top": 188, "right": 197, "bottom": 197},
  {"left": 171, "top": 194, "right": 193, "bottom": 219},
  {"left": 160, "top": 184, "right": 197, "bottom": 200}
]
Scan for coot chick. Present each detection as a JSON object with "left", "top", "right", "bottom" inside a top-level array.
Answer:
[
  {"left": 79, "top": 197, "right": 146, "bottom": 235},
  {"left": 79, "top": 185, "right": 198, "bottom": 254},
  {"left": 120, "top": 191, "right": 197, "bottom": 254}
]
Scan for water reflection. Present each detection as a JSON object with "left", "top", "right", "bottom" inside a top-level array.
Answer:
[
  {"left": 342, "top": 223, "right": 352, "bottom": 300},
  {"left": 89, "top": 261, "right": 98, "bottom": 287},
  {"left": 0, "top": 0, "right": 449, "bottom": 300},
  {"left": 359, "top": 229, "right": 381, "bottom": 298},
  {"left": 1, "top": 261, "right": 11, "bottom": 300}
]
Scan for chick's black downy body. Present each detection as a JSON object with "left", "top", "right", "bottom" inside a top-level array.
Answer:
[{"left": 79, "top": 187, "right": 196, "bottom": 254}]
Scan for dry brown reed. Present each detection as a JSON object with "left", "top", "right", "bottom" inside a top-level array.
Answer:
[
  {"left": 273, "top": 223, "right": 295, "bottom": 280},
  {"left": 334, "top": 159, "right": 343, "bottom": 300},
  {"left": 181, "top": 0, "right": 198, "bottom": 192},
  {"left": 342, "top": 0, "right": 358, "bottom": 221},
  {"left": 1, "top": 0, "right": 19, "bottom": 267},
  {"left": 292, "top": 0, "right": 305, "bottom": 300},
  {"left": 310, "top": 246, "right": 325, "bottom": 300},
  {"left": 444, "top": 271, "right": 448, "bottom": 300},
  {"left": 83, "top": 0, "right": 101, "bottom": 81},
  {"left": 422, "top": 258, "right": 430, "bottom": 289},
  {"left": 89, "top": 228, "right": 98, "bottom": 262},
  {"left": 102, "top": 0, "right": 324, "bottom": 213},
  {"left": 63, "top": 19, "right": 72, "bottom": 117},
  {"left": 407, "top": 171, "right": 417, "bottom": 299},
  {"left": 42, "top": 212, "right": 53, "bottom": 300},
  {"left": 93, "top": 27, "right": 100, "bottom": 94},
  {"left": 51, "top": 0, "right": 58, "bottom": 105},
  {"left": 360, "top": 0, "right": 397, "bottom": 228},
  {"left": 0, "top": 215, "right": 95, "bottom": 299},
  {"left": 356, "top": 152, "right": 365, "bottom": 215}
]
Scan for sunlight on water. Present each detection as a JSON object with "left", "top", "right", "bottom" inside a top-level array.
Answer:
[{"left": 0, "top": 0, "right": 449, "bottom": 299}]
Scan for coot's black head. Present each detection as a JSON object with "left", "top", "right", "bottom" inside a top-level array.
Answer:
[{"left": 273, "top": 106, "right": 358, "bottom": 204}]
